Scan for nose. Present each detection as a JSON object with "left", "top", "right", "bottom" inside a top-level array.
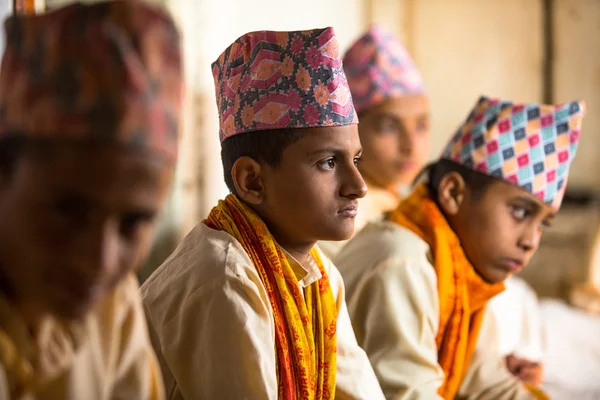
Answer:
[
  {"left": 398, "top": 124, "right": 415, "bottom": 156},
  {"left": 518, "top": 223, "right": 542, "bottom": 253},
  {"left": 340, "top": 160, "right": 368, "bottom": 199},
  {"left": 83, "top": 221, "right": 121, "bottom": 280}
]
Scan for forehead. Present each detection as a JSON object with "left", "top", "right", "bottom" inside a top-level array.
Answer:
[
  {"left": 287, "top": 125, "right": 361, "bottom": 155},
  {"left": 365, "top": 93, "right": 429, "bottom": 119},
  {"left": 13, "top": 142, "right": 173, "bottom": 209},
  {"left": 481, "top": 178, "right": 555, "bottom": 213}
]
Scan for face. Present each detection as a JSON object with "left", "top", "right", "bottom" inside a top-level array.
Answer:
[
  {"left": 446, "top": 178, "right": 555, "bottom": 284},
  {"left": 0, "top": 142, "right": 173, "bottom": 321},
  {"left": 247, "top": 125, "right": 366, "bottom": 249},
  {"left": 357, "top": 94, "right": 430, "bottom": 190}
]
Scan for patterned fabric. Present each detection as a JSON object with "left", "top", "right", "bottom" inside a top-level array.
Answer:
[
  {"left": 0, "top": 0, "right": 183, "bottom": 162},
  {"left": 443, "top": 96, "right": 585, "bottom": 210},
  {"left": 204, "top": 194, "right": 338, "bottom": 399},
  {"left": 343, "top": 25, "right": 426, "bottom": 114},
  {"left": 211, "top": 27, "right": 357, "bottom": 142},
  {"left": 389, "top": 184, "right": 506, "bottom": 400}
]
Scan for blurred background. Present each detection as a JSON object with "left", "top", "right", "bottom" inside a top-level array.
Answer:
[{"left": 5, "top": 0, "right": 600, "bottom": 397}]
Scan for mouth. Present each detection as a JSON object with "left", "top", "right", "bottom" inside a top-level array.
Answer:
[
  {"left": 395, "top": 160, "right": 418, "bottom": 172},
  {"left": 338, "top": 202, "right": 358, "bottom": 218},
  {"left": 499, "top": 258, "right": 525, "bottom": 273}
]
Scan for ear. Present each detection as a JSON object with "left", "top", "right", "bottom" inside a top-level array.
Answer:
[
  {"left": 437, "top": 171, "right": 466, "bottom": 216},
  {"left": 231, "top": 156, "right": 265, "bottom": 205}
]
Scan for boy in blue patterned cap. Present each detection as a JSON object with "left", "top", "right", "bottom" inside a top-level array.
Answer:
[{"left": 334, "top": 96, "right": 584, "bottom": 399}]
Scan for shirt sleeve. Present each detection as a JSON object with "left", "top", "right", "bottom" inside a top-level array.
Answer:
[
  {"left": 457, "top": 308, "right": 543, "bottom": 400},
  {"left": 349, "top": 256, "right": 445, "bottom": 400},
  {"left": 325, "top": 260, "right": 386, "bottom": 400},
  {"left": 149, "top": 273, "right": 278, "bottom": 400},
  {"left": 111, "top": 275, "right": 165, "bottom": 400}
]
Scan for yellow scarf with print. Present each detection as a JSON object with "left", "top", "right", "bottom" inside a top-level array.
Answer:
[{"left": 205, "top": 194, "right": 337, "bottom": 399}]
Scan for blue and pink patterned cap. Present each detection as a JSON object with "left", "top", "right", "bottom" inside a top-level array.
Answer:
[
  {"left": 343, "top": 25, "right": 426, "bottom": 114},
  {"left": 211, "top": 27, "right": 357, "bottom": 142},
  {"left": 443, "top": 96, "right": 585, "bottom": 210}
]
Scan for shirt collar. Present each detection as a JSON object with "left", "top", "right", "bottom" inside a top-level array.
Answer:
[{"left": 281, "top": 248, "right": 322, "bottom": 288}]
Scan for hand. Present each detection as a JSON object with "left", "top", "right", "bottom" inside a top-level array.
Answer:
[{"left": 505, "top": 354, "right": 544, "bottom": 387}]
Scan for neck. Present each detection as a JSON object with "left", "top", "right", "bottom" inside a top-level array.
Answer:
[
  {"left": 362, "top": 173, "right": 401, "bottom": 199},
  {"left": 247, "top": 202, "right": 315, "bottom": 264},
  {"left": 278, "top": 243, "right": 313, "bottom": 265}
]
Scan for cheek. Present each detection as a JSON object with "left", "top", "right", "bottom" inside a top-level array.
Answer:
[
  {"left": 469, "top": 211, "right": 515, "bottom": 258},
  {"left": 370, "top": 135, "right": 399, "bottom": 159},
  {"left": 415, "top": 134, "right": 431, "bottom": 157},
  {"left": 269, "top": 169, "right": 333, "bottom": 221}
]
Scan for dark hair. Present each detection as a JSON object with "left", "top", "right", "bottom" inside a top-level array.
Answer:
[
  {"left": 221, "top": 128, "right": 308, "bottom": 194},
  {"left": 416, "top": 158, "right": 497, "bottom": 200}
]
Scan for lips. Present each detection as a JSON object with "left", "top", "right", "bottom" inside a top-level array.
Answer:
[
  {"left": 395, "top": 160, "right": 418, "bottom": 171},
  {"left": 338, "top": 202, "right": 358, "bottom": 218},
  {"left": 500, "top": 258, "right": 525, "bottom": 273}
]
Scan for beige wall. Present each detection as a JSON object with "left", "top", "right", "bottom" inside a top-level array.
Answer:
[
  {"left": 553, "top": 0, "right": 600, "bottom": 190},
  {"left": 406, "top": 0, "right": 545, "bottom": 158}
]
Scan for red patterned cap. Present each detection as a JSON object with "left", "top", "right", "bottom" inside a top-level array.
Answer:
[
  {"left": 212, "top": 27, "right": 357, "bottom": 142},
  {"left": 0, "top": 0, "right": 183, "bottom": 162},
  {"left": 343, "top": 25, "right": 426, "bottom": 113}
]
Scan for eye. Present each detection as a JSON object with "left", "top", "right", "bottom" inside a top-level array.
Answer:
[
  {"left": 416, "top": 118, "right": 429, "bottom": 132},
  {"left": 51, "top": 197, "right": 89, "bottom": 226},
  {"left": 377, "top": 121, "right": 397, "bottom": 134},
  {"left": 510, "top": 206, "right": 530, "bottom": 221},
  {"left": 318, "top": 157, "right": 336, "bottom": 170},
  {"left": 120, "top": 212, "right": 155, "bottom": 238},
  {"left": 541, "top": 219, "right": 553, "bottom": 229},
  {"left": 353, "top": 156, "right": 361, "bottom": 167}
]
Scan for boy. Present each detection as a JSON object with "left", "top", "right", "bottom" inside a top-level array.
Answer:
[
  {"left": 141, "top": 28, "right": 385, "bottom": 399},
  {"left": 0, "top": 2, "right": 182, "bottom": 399},
  {"left": 334, "top": 96, "right": 584, "bottom": 399},
  {"left": 319, "top": 25, "right": 430, "bottom": 258}
]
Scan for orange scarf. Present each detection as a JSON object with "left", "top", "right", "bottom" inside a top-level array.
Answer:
[
  {"left": 205, "top": 195, "right": 337, "bottom": 399},
  {"left": 389, "top": 184, "right": 504, "bottom": 399}
]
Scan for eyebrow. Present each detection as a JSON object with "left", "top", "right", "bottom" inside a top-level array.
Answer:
[
  {"left": 371, "top": 111, "right": 429, "bottom": 121},
  {"left": 512, "top": 196, "right": 556, "bottom": 218},
  {"left": 306, "top": 147, "right": 363, "bottom": 157}
]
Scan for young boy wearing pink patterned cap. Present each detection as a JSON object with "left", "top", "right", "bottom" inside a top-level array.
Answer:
[
  {"left": 334, "top": 96, "right": 585, "bottom": 399},
  {"left": 0, "top": 2, "right": 182, "bottom": 399},
  {"left": 142, "top": 28, "right": 384, "bottom": 399}
]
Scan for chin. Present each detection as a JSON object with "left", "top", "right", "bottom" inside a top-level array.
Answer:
[
  {"left": 318, "top": 227, "right": 355, "bottom": 242},
  {"left": 474, "top": 265, "right": 510, "bottom": 284},
  {"left": 485, "top": 270, "right": 511, "bottom": 285}
]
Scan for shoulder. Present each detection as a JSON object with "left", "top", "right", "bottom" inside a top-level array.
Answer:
[
  {"left": 335, "top": 221, "right": 432, "bottom": 275},
  {"left": 140, "top": 222, "right": 262, "bottom": 324}
]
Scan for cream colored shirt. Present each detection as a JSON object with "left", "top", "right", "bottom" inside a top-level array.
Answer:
[
  {"left": 0, "top": 274, "right": 164, "bottom": 400},
  {"left": 486, "top": 276, "right": 544, "bottom": 361},
  {"left": 334, "top": 221, "right": 537, "bottom": 400},
  {"left": 319, "top": 184, "right": 401, "bottom": 259},
  {"left": 141, "top": 222, "right": 385, "bottom": 400}
]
